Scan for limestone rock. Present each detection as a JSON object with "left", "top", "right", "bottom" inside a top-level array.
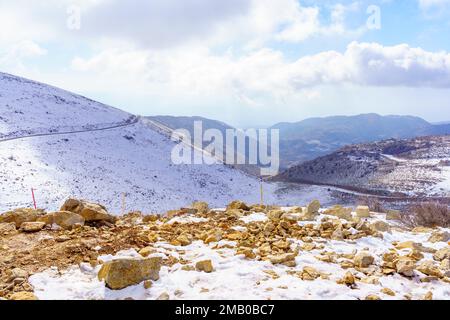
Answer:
[
  {"left": 20, "top": 221, "right": 46, "bottom": 232},
  {"left": 196, "top": 260, "right": 213, "bottom": 273},
  {"left": 307, "top": 200, "right": 321, "bottom": 214},
  {"left": 386, "top": 210, "right": 401, "bottom": 221},
  {"left": 0, "top": 222, "right": 16, "bottom": 235},
  {"left": 417, "top": 260, "right": 443, "bottom": 278},
  {"left": 226, "top": 201, "right": 249, "bottom": 211},
  {"left": 324, "top": 205, "right": 353, "bottom": 221},
  {"left": 370, "top": 220, "right": 390, "bottom": 232},
  {"left": 267, "top": 210, "right": 284, "bottom": 221},
  {"left": 381, "top": 288, "right": 396, "bottom": 296},
  {"left": 341, "top": 271, "right": 355, "bottom": 285},
  {"left": 139, "top": 247, "right": 156, "bottom": 258},
  {"left": 423, "top": 291, "right": 433, "bottom": 300},
  {"left": 356, "top": 206, "right": 370, "bottom": 218},
  {"left": 9, "top": 292, "right": 38, "bottom": 300},
  {"left": 433, "top": 247, "right": 450, "bottom": 261},
  {"left": 268, "top": 252, "right": 297, "bottom": 265},
  {"left": 395, "top": 241, "right": 435, "bottom": 253},
  {"left": 427, "top": 231, "right": 450, "bottom": 243},
  {"left": 192, "top": 201, "right": 209, "bottom": 214},
  {"left": 354, "top": 251, "right": 375, "bottom": 268},
  {"left": 38, "top": 211, "right": 85, "bottom": 229},
  {"left": 157, "top": 292, "right": 170, "bottom": 300},
  {"left": 61, "top": 198, "right": 115, "bottom": 223},
  {"left": 396, "top": 257, "right": 416, "bottom": 277},
  {"left": 0, "top": 208, "right": 45, "bottom": 228},
  {"left": 98, "top": 257, "right": 162, "bottom": 290},
  {"left": 176, "top": 234, "right": 192, "bottom": 246},
  {"left": 301, "top": 266, "right": 321, "bottom": 281}
]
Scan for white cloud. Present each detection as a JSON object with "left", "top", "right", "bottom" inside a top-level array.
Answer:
[
  {"left": 0, "top": 40, "right": 47, "bottom": 71},
  {"left": 419, "top": 0, "right": 450, "bottom": 8},
  {"left": 69, "top": 41, "right": 450, "bottom": 113}
]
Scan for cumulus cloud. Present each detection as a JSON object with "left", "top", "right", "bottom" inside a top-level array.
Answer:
[{"left": 70, "top": 41, "right": 450, "bottom": 111}]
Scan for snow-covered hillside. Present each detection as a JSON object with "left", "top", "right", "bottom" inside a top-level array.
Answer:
[
  {"left": 276, "top": 135, "right": 450, "bottom": 198},
  {"left": 0, "top": 73, "right": 331, "bottom": 213}
]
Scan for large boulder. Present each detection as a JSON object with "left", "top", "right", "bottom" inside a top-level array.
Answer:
[
  {"left": 98, "top": 257, "right": 162, "bottom": 290},
  {"left": 0, "top": 208, "right": 45, "bottom": 228},
  {"left": 61, "top": 199, "right": 115, "bottom": 223},
  {"left": 38, "top": 211, "right": 85, "bottom": 230}
]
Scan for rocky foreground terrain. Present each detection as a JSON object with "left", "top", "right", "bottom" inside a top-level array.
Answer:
[{"left": 0, "top": 199, "right": 449, "bottom": 300}]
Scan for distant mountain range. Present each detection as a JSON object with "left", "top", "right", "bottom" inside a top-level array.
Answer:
[{"left": 149, "top": 113, "right": 450, "bottom": 169}]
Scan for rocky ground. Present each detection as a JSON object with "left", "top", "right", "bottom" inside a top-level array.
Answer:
[{"left": 0, "top": 199, "right": 449, "bottom": 300}]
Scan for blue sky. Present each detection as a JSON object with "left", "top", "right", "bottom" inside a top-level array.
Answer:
[{"left": 1, "top": 0, "right": 450, "bottom": 127}]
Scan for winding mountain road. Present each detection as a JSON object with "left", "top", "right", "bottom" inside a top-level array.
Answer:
[{"left": 0, "top": 116, "right": 139, "bottom": 143}]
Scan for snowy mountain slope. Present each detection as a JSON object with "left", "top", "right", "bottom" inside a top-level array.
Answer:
[
  {"left": 0, "top": 73, "right": 332, "bottom": 213},
  {"left": 0, "top": 72, "right": 133, "bottom": 139},
  {"left": 275, "top": 135, "right": 450, "bottom": 197}
]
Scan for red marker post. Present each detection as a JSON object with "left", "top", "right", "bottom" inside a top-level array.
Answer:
[{"left": 31, "top": 188, "right": 37, "bottom": 209}]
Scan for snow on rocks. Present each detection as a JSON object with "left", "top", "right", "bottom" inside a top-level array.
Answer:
[{"left": 1, "top": 199, "right": 448, "bottom": 300}]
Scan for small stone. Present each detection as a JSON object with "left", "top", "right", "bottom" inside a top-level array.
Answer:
[
  {"left": 386, "top": 210, "right": 401, "bottom": 221},
  {"left": 181, "top": 265, "right": 195, "bottom": 271},
  {"left": 396, "top": 257, "right": 416, "bottom": 277},
  {"left": 196, "top": 260, "right": 213, "bottom": 273},
  {"left": 20, "top": 221, "right": 46, "bottom": 232},
  {"left": 301, "top": 266, "right": 321, "bottom": 281},
  {"left": 204, "top": 232, "right": 222, "bottom": 244},
  {"left": 267, "top": 210, "right": 284, "bottom": 221},
  {"left": 370, "top": 220, "right": 390, "bottom": 232},
  {"left": 356, "top": 206, "right": 370, "bottom": 218},
  {"left": 9, "top": 292, "right": 38, "bottom": 300},
  {"left": 396, "top": 241, "right": 435, "bottom": 253},
  {"left": 0, "top": 222, "right": 16, "bottom": 235},
  {"left": 354, "top": 251, "right": 374, "bottom": 268},
  {"left": 341, "top": 271, "right": 355, "bottom": 285},
  {"left": 157, "top": 292, "right": 170, "bottom": 300},
  {"left": 191, "top": 201, "right": 209, "bottom": 214},
  {"left": 143, "top": 280, "right": 152, "bottom": 289},
  {"left": 365, "top": 294, "right": 381, "bottom": 300},
  {"left": 307, "top": 200, "right": 321, "bottom": 214},
  {"left": 227, "top": 201, "right": 249, "bottom": 211},
  {"left": 139, "top": 246, "right": 155, "bottom": 258},
  {"left": 417, "top": 261, "right": 443, "bottom": 278},
  {"left": 433, "top": 247, "right": 450, "bottom": 261},
  {"left": 423, "top": 291, "right": 433, "bottom": 300},
  {"left": 176, "top": 234, "right": 192, "bottom": 246},
  {"left": 268, "top": 252, "right": 297, "bottom": 265},
  {"left": 381, "top": 288, "right": 396, "bottom": 296},
  {"left": 428, "top": 231, "right": 450, "bottom": 243}
]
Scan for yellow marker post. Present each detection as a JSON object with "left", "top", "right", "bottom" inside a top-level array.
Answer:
[
  {"left": 260, "top": 176, "right": 264, "bottom": 206},
  {"left": 121, "top": 192, "right": 126, "bottom": 215}
]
